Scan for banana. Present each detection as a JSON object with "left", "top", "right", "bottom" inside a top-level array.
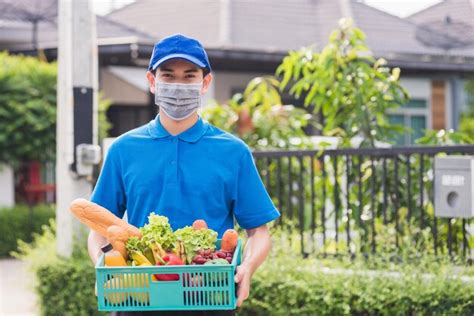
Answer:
[
  {"left": 150, "top": 242, "right": 167, "bottom": 264},
  {"left": 178, "top": 241, "right": 187, "bottom": 264},
  {"left": 130, "top": 251, "right": 152, "bottom": 266},
  {"left": 143, "top": 247, "right": 156, "bottom": 265}
]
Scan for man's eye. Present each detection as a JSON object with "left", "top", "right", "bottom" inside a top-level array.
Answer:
[
  {"left": 161, "top": 73, "right": 171, "bottom": 78},
  {"left": 186, "top": 75, "right": 195, "bottom": 79}
]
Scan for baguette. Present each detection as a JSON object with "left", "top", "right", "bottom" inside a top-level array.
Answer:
[
  {"left": 106, "top": 225, "right": 129, "bottom": 259},
  {"left": 69, "top": 198, "right": 141, "bottom": 238}
]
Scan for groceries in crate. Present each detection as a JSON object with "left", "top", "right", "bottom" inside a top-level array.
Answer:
[
  {"left": 70, "top": 199, "right": 242, "bottom": 310},
  {"left": 68, "top": 199, "right": 239, "bottom": 267},
  {"left": 154, "top": 254, "right": 184, "bottom": 281},
  {"left": 123, "top": 213, "right": 238, "bottom": 267}
]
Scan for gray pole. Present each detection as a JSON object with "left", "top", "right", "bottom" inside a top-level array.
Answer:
[{"left": 56, "top": 0, "right": 98, "bottom": 257}]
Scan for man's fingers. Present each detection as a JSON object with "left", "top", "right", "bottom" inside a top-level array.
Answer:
[
  {"left": 236, "top": 276, "right": 250, "bottom": 307},
  {"left": 234, "top": 266, "right": 244, "bottom": 283},
  {"left": 237, "top": 287, "right": 249, "bottom": 307}
]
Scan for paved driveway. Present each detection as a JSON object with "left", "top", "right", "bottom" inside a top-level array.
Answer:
[{"left": 0, "top": 259, "right": 38, "bottom": 316}]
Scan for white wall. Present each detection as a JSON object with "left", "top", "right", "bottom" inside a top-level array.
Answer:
[
  {"left": 0, "top": 165, "right": 14, "bottom": 207},
  {"left": 399, "top": 76, "right": 433, "bottom": 129},
  {"left": 212, "top": 71, "right": 269, "bottom": 103},
  {"left": 202, "top": 74, "right": 215, "bottom": 107},
  {"left": 400, "top": 77, "right": 431, "bottom": 100},
  {"left": 100, "top": 67, "right": 149, "bottom": 106}
]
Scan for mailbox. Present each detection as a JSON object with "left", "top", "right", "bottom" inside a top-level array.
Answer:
[{"left": 434, "top": 156, "right": 474, "bottom": 218}]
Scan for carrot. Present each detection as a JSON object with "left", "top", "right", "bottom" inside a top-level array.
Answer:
[
  {"left": 221, "top": 229, "right": 238, "bottom": 253},
  {"left": 69, "top": 198, "right": 141, "bottom": 238},
  {"left": 192, "top": 219, "right": 208, "bottom": 230}
]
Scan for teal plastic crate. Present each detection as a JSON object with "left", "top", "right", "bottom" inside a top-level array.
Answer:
[{"left": 96, "top": 239, "right": 241, "bottom": 311}]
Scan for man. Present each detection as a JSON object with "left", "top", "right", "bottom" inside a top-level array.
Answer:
[{"left": 88, "top": 34, "right": 280, "bottom": 315}]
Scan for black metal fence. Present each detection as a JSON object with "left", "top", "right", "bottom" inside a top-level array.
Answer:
[{"left": 253, "top": 145, "right": 474, "bottom": 260}]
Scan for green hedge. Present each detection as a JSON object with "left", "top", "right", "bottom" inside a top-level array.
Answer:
[
  {"left": 0, "top": 53, "right": 112, "bottom": 166},
  {"left": 36, "top": 258, "right": 107, "bottom": 316},
  {"left": 32, "top": 255, "right": 474, "bottom": 316},
  {"left": 0, "top": 204, "right": 55, "bottom": 257},
  {"left": 240, "top": 259, "right": 474, "bottom": 315}
]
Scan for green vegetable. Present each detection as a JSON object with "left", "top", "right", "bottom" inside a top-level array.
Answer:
[
  {"left": 175, "top": 226, "right": 217, "bottom": 264},
  {"left": 205, "top": 259, "right": 229, "bottom": 265},
  {"left": 125, "top": 236, "right": 146, "bottom": 254},
  {"left": 125, "top": 236, "right": 156, "bottom": 264},
  {"left": 140, "top": 213, "right": 177, "bottom": 251},
  {"left": 143, "top": 247, "right": 156, "bottom": 265}
]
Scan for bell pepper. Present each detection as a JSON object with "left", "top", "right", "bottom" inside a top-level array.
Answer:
[{"left": 154, "top": 254, "right": 184, "bottom": 281}]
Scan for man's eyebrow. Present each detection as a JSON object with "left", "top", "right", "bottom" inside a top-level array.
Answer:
[
  {"left": 160, "top": 67, "right": 174, "bottom": 72},
  {"left": 184, "top": 68, "right": 199, "bottom": 73},
  {"left": 159, "top": 68, "right": 198, "bottom": 73}
]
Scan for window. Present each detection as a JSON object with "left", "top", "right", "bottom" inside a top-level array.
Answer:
[{"left": 387, "top": 99, "right": 429, "bottom": 145}]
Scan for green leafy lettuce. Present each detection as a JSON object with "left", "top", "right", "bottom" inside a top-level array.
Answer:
[
  {"left": 140, "top": 213, "right": 177, "bottom": 251},
  {"left": 174, "top": 226, "right": 218, "bottom": 264},
  {"left": 125, "top": 236, "right": 146, "bottom": 254}
]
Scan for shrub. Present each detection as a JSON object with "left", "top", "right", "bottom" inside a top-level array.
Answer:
[
  {"left": 0, "top": 204, "right": 54, "bottom": 257},
  {"left": 36, "top": 259, "right": 105, "bottom": 316},
  {"left": 0, "top": 52, "right": 112, "bottom": 167},
  {"left": 0, "top": 53, "right": 57, "bottom": 166}
]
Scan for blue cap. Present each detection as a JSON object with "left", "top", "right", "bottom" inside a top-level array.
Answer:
[{"left": 148, "top": 34, "right": 212, "bottom": 73}]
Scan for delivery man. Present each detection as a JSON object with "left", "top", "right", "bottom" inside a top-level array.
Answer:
[{"left": 87, "top": 34, "right": 280, "bottom": 316}]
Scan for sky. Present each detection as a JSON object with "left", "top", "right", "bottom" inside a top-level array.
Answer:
[{"left": 92, "top": 0, "right": 443, "bottom": 17}]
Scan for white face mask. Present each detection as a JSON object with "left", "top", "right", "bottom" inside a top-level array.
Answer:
[{"left": 154, "top": 80, "right": 203, "bottom": 121}]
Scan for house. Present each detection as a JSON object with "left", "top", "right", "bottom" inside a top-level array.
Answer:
[
  {"left": 1, "top": 0, "right": 473, "bottom": 142},
  {"left": 100, "top": 0, "right": 474, "bottom": 144},
  {"left": 1, "top": 0, "right": 473, "bottom": 206}
]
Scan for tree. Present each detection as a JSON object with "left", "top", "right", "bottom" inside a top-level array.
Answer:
[
  {"left": 277, "top": 19, "right": 409, "bottom": 148},
  {"left": 0, "top": 53, "right": 56, "bottom": 166},
  {"left": 0, "top": 52, "right": 111, "bottom": 168},
  {"left": 201, "top": 76, "right": 313, "bottom": 150}
]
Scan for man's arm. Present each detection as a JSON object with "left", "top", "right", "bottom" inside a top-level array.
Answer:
[
  {"left": 88, "top": 229, "right": 108, "bottom": 265},
  {"left": 234, "top": 224, "right": 272, "bottom": 307}
]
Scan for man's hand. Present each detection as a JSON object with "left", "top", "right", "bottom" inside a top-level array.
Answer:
[
  {"left": 234, "top": 263, "right": 252, "bottom": 307},
  {"left": 234, "top": 224, "right": 272, "bottom": 308},
  {"left": 88, "top": 229, "right": 107, "bottom": 265}
]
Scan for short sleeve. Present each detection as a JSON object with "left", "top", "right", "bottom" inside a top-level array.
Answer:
[
  {"left": 90, "top": 143, "right": 126, "bottom": 218},
  {"left": 233, "top": 147, "right": 280, "bottom": 229}
]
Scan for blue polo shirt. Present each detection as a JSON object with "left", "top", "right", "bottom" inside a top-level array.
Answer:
[{"left": 90, "top": 115, "right": 280, "bottom": 237}]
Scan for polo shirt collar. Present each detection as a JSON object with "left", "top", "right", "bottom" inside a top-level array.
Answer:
[{"left": 148, "top": 114, "right": 208, "bottom": 143}]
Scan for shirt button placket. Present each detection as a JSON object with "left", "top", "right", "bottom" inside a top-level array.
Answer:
[{"left": 171, "top": 138, "right": 179, "bottom": 181}]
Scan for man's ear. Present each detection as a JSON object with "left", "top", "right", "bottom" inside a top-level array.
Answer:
[
  {"left": 146, "top": 71, "right": 156, "bottom": 94},
  {"left": 201, "top": 73, "right": 213, "bottom": 95}
]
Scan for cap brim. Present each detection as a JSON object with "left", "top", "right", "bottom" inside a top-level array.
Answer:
[{"left": 151, "top": 53, "right": 207, "bottom": 71}]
